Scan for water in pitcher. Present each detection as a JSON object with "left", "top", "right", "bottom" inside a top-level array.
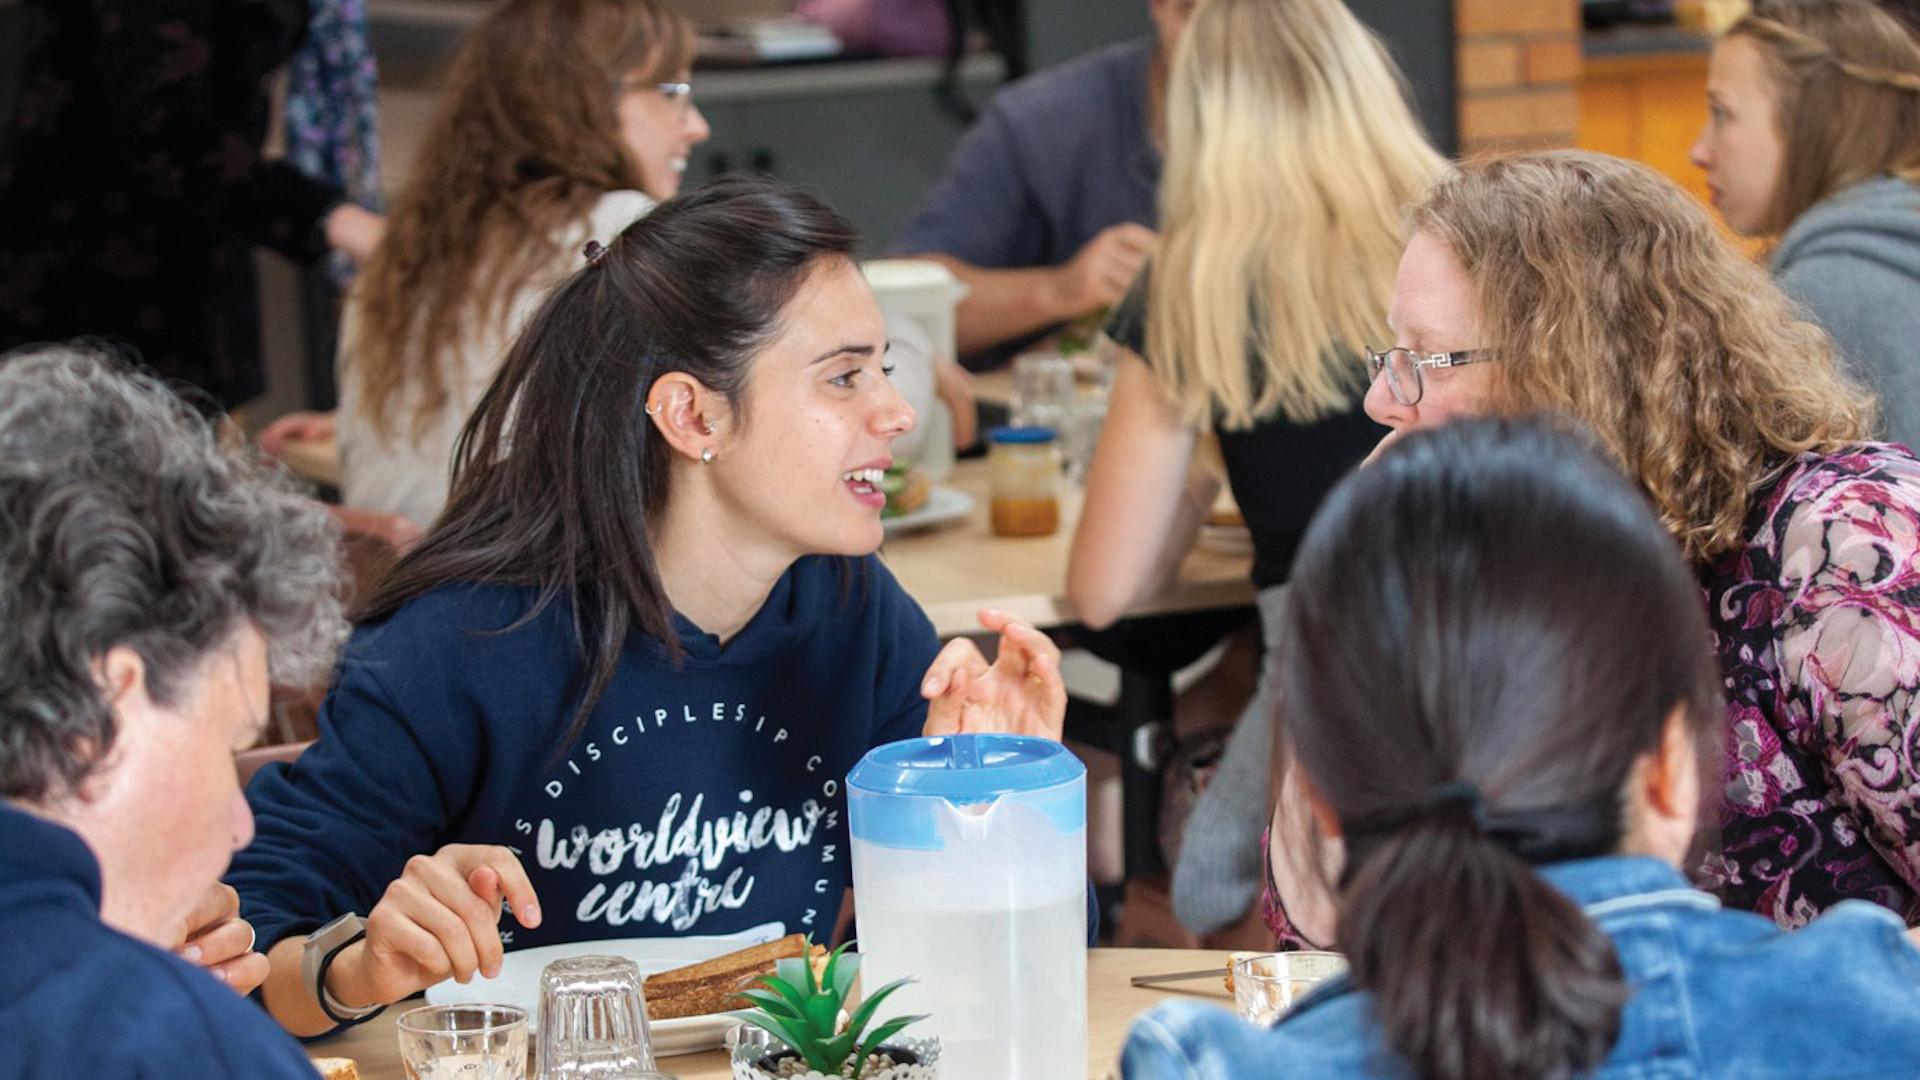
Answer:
[{"left": 856, "top": 893, "right": 1087, "bottom": 1080}]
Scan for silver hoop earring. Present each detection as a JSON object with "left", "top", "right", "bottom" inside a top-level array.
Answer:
[
  {"left": 700, "top": 447, "right": 715, "bottom": 465},
  {"left": 643, "top": 401, "right": 661, "bottom": 417}
]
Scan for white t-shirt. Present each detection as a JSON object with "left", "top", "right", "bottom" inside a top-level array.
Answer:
[{"left": 337, "top": 190, "right": 654, "bottom": 527}]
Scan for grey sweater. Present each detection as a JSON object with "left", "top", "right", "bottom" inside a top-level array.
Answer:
[{"left": 1774, "top": 174, "right": 1920, "bottom": 451}]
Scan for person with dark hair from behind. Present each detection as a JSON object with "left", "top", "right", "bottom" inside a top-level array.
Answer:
[
  {"left": 229, "top": 174, "right": 1071, "bottom": 1037},
  {"left": 1123, "top": 418, "right": 1920, "bottom": 1080},
  {"left": 0, "top": 346, "right": 348, "bottom": 1077}
]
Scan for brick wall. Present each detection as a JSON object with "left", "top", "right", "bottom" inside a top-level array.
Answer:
[{"left": 1456, "top": 0, "right": 1582, "bottom": 153}]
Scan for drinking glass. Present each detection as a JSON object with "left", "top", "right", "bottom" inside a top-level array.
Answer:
[
  {"left": 1010, "top": 352, "right": 1076, "bottom": 437},
  {"left": 396, "top": 1004, "right": 529, "bottom": 1080},
  {"left": 1231, "top": 951, "right": 1347, "bottom": 1026},
  {"left": 537, "top": 955, "right": 672, "bottom": 1080}
]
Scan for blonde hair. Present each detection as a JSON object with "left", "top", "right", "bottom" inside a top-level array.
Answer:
[
  {"left": 1412, "top": 151, "right": 1873, "bottom": 563},
  {"left": 1729, "top": 0, "right": 1920, "bottom": 234},
  {"left": 1147, "top": 0, "right": 1442, "bottom": 429},
  {"left": 351, "top": 0, "right": 693, "bottom": 444}
]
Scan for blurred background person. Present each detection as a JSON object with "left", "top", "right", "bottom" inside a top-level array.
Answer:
[
  {"left": 1690, "top": 0, "right": 1920, "bottom": 449},
  {"left": 1363, "top": 150, "right": 1920, "bottom": 929},
  {"left": 1069, "top": 0, "right": 1441, "bottom": 943},
  {"left": 0, "top": 0, "right": 384, "bottom": 412},
  {"left": 0, "top": 345, "right": 347, "bottom": 1077},
  {"left": 1123, "top": 417, "right": 1920, "bottom": 1080},
  {"left": 259, "top": 0, "right": 708, "bottom": 533},
  {"left": 892, "top": 0, "right": 1198, "bottom": 370}
]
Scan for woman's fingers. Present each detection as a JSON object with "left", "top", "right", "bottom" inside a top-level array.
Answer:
[
  {"left": 363, "top": 845, "right": 538, "bottom": 995},
  {"left": 207, "top": 949, "right": 271, "bottom": 994},
  {"left": 921, "top": 637, "right": 989, "bottom": 699}
]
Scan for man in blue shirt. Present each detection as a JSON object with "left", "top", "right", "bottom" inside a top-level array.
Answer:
[{"left": 895, "top": 0, "right": 1198, "bottom": 370}]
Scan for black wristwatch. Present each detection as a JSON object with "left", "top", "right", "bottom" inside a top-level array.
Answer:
[{"left": 301, "top": 913, "right": 386, "bottom": 1026}]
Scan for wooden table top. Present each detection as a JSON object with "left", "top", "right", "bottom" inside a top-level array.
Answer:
[
  {"left": 275, "top": 438, "right": 1254, "bottom": 640},
  {"left": 307, "top": 947, "right": 1235, "bottom": 1080}
]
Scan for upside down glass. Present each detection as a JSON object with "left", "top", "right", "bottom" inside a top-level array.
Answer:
[
  {"left": 397, "top": 1003, "right": 529, "bottom": 1080},
  {"left": 537, "top": 955, "right": 671, "bottom": 1079},
  {"left": 1231, "top": 951, "right": 1348, "bottom": 1027}
]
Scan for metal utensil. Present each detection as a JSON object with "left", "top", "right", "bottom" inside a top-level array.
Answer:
[{"left": 1129, "top": 967, "right": 1228, "bottom": 988}]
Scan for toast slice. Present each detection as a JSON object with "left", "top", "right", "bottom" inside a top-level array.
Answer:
[
  {"left": 311, "top": 1057, "right": 360, "bottom": 1080},
  {"left": 642, "top": 934, "right": 825, "bottom": 1020}
]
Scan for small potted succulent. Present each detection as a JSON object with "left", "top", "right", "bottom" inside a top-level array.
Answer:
[{"left": 730, "top": 944, "right": 939, "bottom": 1080}]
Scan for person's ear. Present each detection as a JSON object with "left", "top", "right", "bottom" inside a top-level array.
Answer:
[
  {"left": 1625, "top": 703, "right": 1702, "bottom": 863},
  {"left": 1297, "top": 768, "right": 1343, "bottom": 841},
  {"left": 645, "top": 373, "right": 730, "bottom": 465},
  {"left": 92, "top": 646, "right": 147, "bottom": 708}
]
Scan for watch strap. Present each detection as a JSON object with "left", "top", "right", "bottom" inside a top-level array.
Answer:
[{"left": 315, "top": 927, "right": 386, "bottom": 1026}]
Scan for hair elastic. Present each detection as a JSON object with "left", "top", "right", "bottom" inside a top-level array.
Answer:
[{"left": 583, "top": 240, "right": 608, "bottom": 265}]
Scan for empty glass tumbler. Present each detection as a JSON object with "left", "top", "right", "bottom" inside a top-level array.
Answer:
[
  {"left": 536, "top": 955, "right": 670, "bottom": 1080},
  {"left": 397, "top": 1003, "right": 530, "bottom": 1080},
  {"left": 1231, "top": 951, "right": 1348, "bottom": 1026}
]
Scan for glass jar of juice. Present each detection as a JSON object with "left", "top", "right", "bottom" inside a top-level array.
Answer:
[{"left": 987, "top": 426, "right": 1062, "bottom": 537}]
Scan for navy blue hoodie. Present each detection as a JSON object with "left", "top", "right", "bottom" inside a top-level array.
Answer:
[
  {"left": 0, "top": 804, "right": 320, "bottom": 1078},
  {"left": 230, "top": 554, "right": 938, "bottom": 952}
]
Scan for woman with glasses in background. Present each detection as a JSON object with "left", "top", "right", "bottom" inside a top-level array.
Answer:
[
  {"left": 1065, "top": 0, "right": 1443, "bottom": 943},
  {"left": 1124, "top": 417, "right": 1920, "bottom": 1080},
  {"left": 259, "top": 0, "right": 711, "bottom": 532},
  {"left": 1361, "top": 149, "right": 1920, "bottom": 931}
]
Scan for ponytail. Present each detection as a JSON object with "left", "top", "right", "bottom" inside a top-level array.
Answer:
[{"left": 1338, "top": 795, "right": 1626, "bottom": 1080}]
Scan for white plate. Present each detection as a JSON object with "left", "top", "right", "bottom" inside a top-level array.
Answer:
[
  {"left": 425, "top": 934, "right": 771, "bottom": 1056},
  {"left": 882, "top": 485, "right": 974, "bottom": 536}
]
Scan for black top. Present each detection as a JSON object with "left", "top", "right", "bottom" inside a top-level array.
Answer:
[
  {"left": 0, "top": 0, "right": 339, "bottom": 409},
  {"left": 1107, "top": 280, "right": 1383, "bottom": 589}
]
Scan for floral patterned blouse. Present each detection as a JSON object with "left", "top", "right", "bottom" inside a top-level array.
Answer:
[{"left": 1698, "top": 442, "right": 1920, "bottom": 928}]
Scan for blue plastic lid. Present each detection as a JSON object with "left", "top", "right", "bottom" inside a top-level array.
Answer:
[
  {"left": 849, "top": 734, "right": 1080, "bottom": 799},
  {"left": 847, "top": 735, "right": 1085, "bottom": 850},
  {"left": 987, "top": 425, "right": 1057, "bottom": 444}
]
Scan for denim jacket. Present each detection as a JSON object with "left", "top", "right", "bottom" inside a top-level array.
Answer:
[{"left": 1122, "top": 856, "right": 1920, "bottom": 1079}]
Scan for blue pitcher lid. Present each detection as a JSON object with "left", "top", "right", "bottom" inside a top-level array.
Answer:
[{"left": 847, "top": 734, "right": 1081, "bottom": 800}]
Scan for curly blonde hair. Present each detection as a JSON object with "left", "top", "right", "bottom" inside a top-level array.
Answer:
[
  {"left": 1147, "top": 0, "right": 1442, "bottom": 429},
  {"left": 1729, "top": 0, "right": 1920, "bottom": 234},
  {"left": 350, "top": 0, "right": 692, "bottom": 445},
  {"left": 1411, "top": 151, "right": 1874, "bottom": 563}
]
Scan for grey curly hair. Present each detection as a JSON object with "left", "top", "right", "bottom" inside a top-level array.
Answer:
[{"left": 0, "top": 345, "right": 348, "bottom": 803}]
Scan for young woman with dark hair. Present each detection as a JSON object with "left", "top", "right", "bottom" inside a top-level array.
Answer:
[
  {"left": 1123, "top": 418, "right": 1920, "bottom": 1080},
  {"left": 229, "top": 176, "right": 1067, "bottom": 1037}
]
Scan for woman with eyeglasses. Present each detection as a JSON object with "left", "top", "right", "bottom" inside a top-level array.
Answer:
[
  {"left": 1360, "top": 149, "right": 1920, "bottom": 931},
  {"left": 1065, "top": 0, "right": 1442, "bottom": 942},
  {"left": 1122, "top": 418, "right": 1920, "bottom": 1080},
  {"left": 258, "top": 0, "right": 711, "bottom": 531}
]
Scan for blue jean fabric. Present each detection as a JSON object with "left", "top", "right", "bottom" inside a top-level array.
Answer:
[{"left": 1122, "top": 856, "right": 1920, "bottom": 1079}]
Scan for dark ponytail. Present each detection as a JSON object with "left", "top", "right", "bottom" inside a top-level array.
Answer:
[
  {"left": 1340, "top": 812, "right": 1625, "bottom": 1080},
  {"left": 1279, "top": 418, "right": 1722, "bottom": 1080}
]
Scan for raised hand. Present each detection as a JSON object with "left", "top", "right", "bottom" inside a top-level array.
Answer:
[{"left": 921, "top": 608, "right": 1066, "bottom": 742}]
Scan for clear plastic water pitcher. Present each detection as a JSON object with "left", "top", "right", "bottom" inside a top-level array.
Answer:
[{"left": 847, "top": 734, "right": 1087, "bottom": 1080}]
